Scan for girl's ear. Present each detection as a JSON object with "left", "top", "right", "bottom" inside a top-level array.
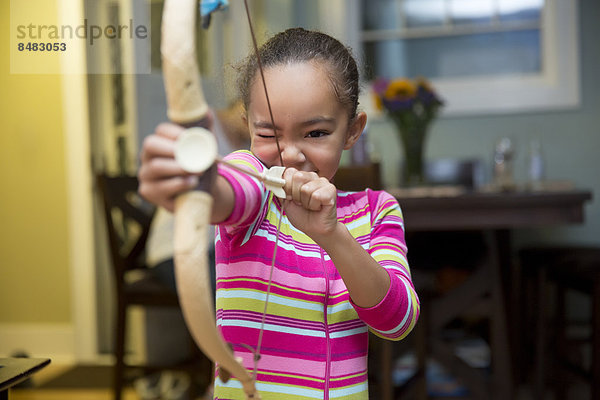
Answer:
[{"left": 344, "top": 111, "right": 368, "bottom": 150}]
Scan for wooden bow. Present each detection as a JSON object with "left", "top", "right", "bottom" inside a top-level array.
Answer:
[{"left": 161, "top": 0, "right": 259, "bottom": 398}]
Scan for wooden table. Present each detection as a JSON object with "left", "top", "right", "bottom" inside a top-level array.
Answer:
[
  {"left": 395, "top": 189, "right": 591, "bottom": 232},
  {"left": 0, "top": 358, "right": 50, "bottom": 399},
  {"left": 379, "top": 189, "right": 592, "bottom": 400}
]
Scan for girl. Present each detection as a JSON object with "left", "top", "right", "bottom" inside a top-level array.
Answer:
[{"left": 139, "top": 28, "right": 419, "bottom": 400}]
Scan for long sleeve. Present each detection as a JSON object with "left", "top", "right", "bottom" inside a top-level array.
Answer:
[
  {"left": 351, "top": 190, "right": 420, "bottom": 340},
  {"left": 217, "top": 150, "right": 270, "bottom": 235}
]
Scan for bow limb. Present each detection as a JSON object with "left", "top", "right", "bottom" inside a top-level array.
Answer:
[
  {"left": 161, "top": 0, "right": 208, "bottom": 124},
  {"left": 161, "top": 0, "right": 258, "bottom": 398},
  {"left": 173, "top": 192, "right": 258, "bottom": 398}
]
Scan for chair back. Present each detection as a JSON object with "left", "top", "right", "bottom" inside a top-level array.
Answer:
[
  {"left": 333, "top": 163, "right": 382, "bottom": 191},
  {"left": 96, "top": 174, "right": 155, "bottom": 286}
]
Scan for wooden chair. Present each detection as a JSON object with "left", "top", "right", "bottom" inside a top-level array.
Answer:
[
  {"left": 333, "top": 162, "right": 382, "bottom": 191},
  {"left": 96, "top": 174, "right": 211, "bottom": 400},
  {"left": 345, "top": 158, "right": 490, "bottom": 399},
  {"left": 391, "top": 158, "right": 490, "bottom": 400},
  {"left": 519, "top": 246, "right": 600, "bottom": 400}
]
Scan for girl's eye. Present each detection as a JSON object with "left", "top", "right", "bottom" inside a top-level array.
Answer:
[
  {"left": 306, "top": 130, "right": 328, "bottom": 138},
  {"left": 257, "top": 132, "right": 275, "bottom": 139}
]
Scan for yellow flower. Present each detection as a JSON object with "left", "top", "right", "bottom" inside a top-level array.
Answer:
[
  {"left": 373, "top": 92, "right": 384, "bottom": 111},
  {"left": 384, "top": 79, "right": 417, "bottom": 100}
]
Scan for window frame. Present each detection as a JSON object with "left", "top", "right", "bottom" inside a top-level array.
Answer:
[{"left": 338, "top": 0, "right": 580, "bottom": 117}]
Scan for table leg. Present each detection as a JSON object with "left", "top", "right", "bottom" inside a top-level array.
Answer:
[
  {"left": 380, "top": 339, "right": 393, "bottom": 400},
  {"left": 494, "top": 229, "right": 521, "bottom": 383},
  {"left": 415, "top": 303, "right": 428, "bottom": 400},
  {"left": 489, "top": 230, "right": 514, "bottom": 399},
  {"left": 534, "top": 267, "right": 547, "bottom": 399}
]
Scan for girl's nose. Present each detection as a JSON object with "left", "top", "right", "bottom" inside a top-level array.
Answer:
[{"left": 280, "top": 143, "right": 306, "bottom": 166}]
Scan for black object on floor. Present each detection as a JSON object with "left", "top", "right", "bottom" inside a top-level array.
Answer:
[{"left": 37, "top": 365, "right": 113, "bottom": 389}]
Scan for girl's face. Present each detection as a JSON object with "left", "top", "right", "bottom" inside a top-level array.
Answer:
[{"left": 246, "top": 61, "right": 366, "bottom": 181}]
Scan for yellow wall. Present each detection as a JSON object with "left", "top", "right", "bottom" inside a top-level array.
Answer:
[{"left": 0, "top": 0, "right": 71, "bottom": 323}]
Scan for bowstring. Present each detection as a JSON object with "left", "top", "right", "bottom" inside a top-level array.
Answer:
[{"left": 242, "top": 0, "right": 286, "bottom": 379}]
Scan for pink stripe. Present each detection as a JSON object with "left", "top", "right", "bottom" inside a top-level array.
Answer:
[
  {"left": 221, "top": 341, "right": 328, "bottom": 377},
  {"left": 329, "top": 355, "right": 368, "bottom": 376},
  {"left": 218, "top": 260, "right": 329, "bottom": 293},
  {"left": 223, "top": 326, "right": 326, "bottom": 354},
  {"left": 328, "top": 373, "right": 367, "bottom": 389}
]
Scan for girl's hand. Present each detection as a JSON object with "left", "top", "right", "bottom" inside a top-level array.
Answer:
[
  {"left": 282, "top": 168, "right": 339, "bottom": 240},
  {"left": 138, "top": 123, "right": 199, "bottom": 212}
]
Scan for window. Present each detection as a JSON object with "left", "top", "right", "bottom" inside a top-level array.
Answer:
[{"left": 349, "top": 0, "right": 580, "bottom": 116}]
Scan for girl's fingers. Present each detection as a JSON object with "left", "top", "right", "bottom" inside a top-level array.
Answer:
[
  {"left": 137, "top": 122, "right": 207, "bottom": 211},
  {"left": 291, "top": 171, "right": 317, "bottom": 207},
  {"left": 141, "top": 133, "right": 178, "bottom": 162},
  {"left": 138, "top": 175, "right": 198, "bottom": 212},
  {"left": 156, "top": 122, "right": 185, "bottom": 140},
  {"left": 307, "top": 184, "right": 335, "bottom": 211},
  {"left": 291, "top": 175, "right": 304, "bottom": 206},
  {"left": 153, "top": 175, "right": 198, "bottom": 196},
  {"left": 283, "top": 167, "right": 298, "bottom": 200},
  {"left": 140, "top": 122, "right": 186, "bottom": 162},
  {"left": 283, "top": 169, "right": 333, "bottom": 210},
  {"left": 139, "top": 156, "right": 189, "bottom": 181}
]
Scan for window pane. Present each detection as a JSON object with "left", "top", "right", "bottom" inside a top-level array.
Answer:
[
  {"left": 361, "top": 0, "right": 401, "bottom": 30},
  {"left": 364, "top": 40, "right": 410, "bottom": 80},
  {"left": 499, "top": 0, "right": 544, "bottom": 22},
  {"left": 404, "top": 0, "right": 446, "bottom": 28},
  {"left": 365, "top": 30, "right": 541, "bottom": 79},
  {"left": 450, "top": 0, "right": 494, "bottom": 25}
]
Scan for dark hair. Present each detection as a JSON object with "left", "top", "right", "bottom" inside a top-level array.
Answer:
[{"left": 237, "top": 28, "right": 360, "bottom": 119}]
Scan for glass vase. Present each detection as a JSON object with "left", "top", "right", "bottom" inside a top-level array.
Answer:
[{"left": 397, "top": 125, "right": 427, "bottom": 187}]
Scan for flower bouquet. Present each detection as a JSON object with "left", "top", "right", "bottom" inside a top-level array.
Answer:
[{"left": 372, "top": 77, "right": 444, "bottom": 186}]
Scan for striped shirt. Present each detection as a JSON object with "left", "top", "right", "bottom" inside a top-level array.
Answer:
[{"left": 214, "top": 150, "right": 419, "bottom": 400}]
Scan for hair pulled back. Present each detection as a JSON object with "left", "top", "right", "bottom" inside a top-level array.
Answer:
[{"left": 237, "top": 28, "right": 360, "bottom": 119}]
